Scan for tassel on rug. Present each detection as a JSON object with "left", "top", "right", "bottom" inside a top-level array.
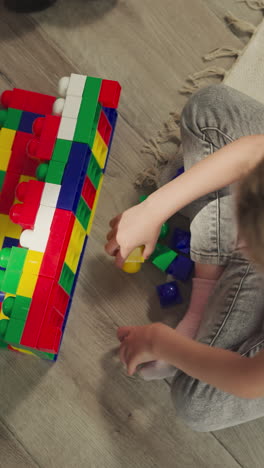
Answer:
[
  {"left": 203, "top": 47, "right": 241, "bottom": 61},
  {"left": 225, "top": 12, "right": 256, "bottom": 35},
  {"left": 238, "top": 0, "right": 264, "bottom": 10}
]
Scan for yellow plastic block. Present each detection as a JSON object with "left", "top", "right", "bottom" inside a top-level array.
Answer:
[
  {"left": 19, "top": 175, "right": 36, "bottom": 183},
  {"left": 23, "top": 250, "right": 44, "bottom": 275},
  {"left": 124, "top": 247, "right": 145, "bottom": 263},
  {"left": 0, "top": 149, "right": 11, "bottom": 172},
  {"left": 87, "top": 175, "right": 104, "bottom": 235},
  {"left": 65, "top": 218, "right": 86, "bottom": 274},
  {"left": 10, "top": 345, "right": 35, "bottom": 356},
  {"left": 17, "top": 272, "right": 38, "bottom": 298},
  {"left": 0, "top": 309, "right": 9, "bottom": 321},
  {"left": 92, "top": 131, "right": 108, "bottom": 169},
  {"left": 0, "top": 128, "right": 16, "bottom": 151},
  {"left": 0, "top": 214, "right": 22, "bottom": 249}
]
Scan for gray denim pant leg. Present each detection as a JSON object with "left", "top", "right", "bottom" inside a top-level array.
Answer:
[{"left": 171, "top": 84, "right": 264, "bottom": 431}]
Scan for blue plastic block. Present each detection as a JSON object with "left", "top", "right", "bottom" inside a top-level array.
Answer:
[
  {"left": 18, "top": 111, "right": 44, "bottom": 133},
  {"left": 170, "top": 228, "right": 191, "bottom": 254},
  {"left": 2, "top": 237, "right": 20, "bottom": 249},
  {"left": 0, "top": 291, "right": 5, "bottom": 303},
  {"left": 171, "top": 166, "right": 184, "bottom": 181},
  {"left": 166, "top": 254, "right": 194, "bottom": 281},
  {"left": 57, "top": 142, "right": 90, "bottom": 212},
  {"left": 156, "top": 281, "right": 182, "bottom": 307},
  {"left": 102, "top": 107, "right": 118, "bottom": 173}
]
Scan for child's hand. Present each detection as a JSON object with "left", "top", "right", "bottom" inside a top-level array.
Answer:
[
  {"left": 105, "top": 200, "right": 162, "bottom": 268},
  {"left": 117, "top": 323, "right": 165, "bottom": 376}
]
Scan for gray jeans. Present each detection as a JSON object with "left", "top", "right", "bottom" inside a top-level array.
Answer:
[{"left": 171, "top": 84, "right": 264, "bottom": 432}]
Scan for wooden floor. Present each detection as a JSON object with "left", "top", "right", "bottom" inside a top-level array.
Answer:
[{"left": 0, "top": 1, "right": 263, "bottom": 467}]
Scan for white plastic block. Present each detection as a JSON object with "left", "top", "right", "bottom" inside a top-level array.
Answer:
[
  {"left": 62, "top": 96, "right": 82, "bottom": 119},
  {"left": 20, "top": 206, "right": 55, "bottom": 252},
  {"left": 35, "top": 205, "right": 55, "bottom": 232},
  {"left": 53, "top": 98, "right": 65, "bottom": 116},
  {"left": 67, "top": 73, "right": 86, "bottom": 97},
  {"left": 57, "top": 116, "right": 77, "bottom": 140},
  {"left": 40, "top": 183, "right": 61, "bottom": 208},
  {"left": 58, "top": 77, "right": 70, "bottom": 97},
  {"left": 20, "top": 229, "right": 49, "bottom": 253}
]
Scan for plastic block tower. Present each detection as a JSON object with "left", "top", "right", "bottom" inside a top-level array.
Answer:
[{"left": 0, "top": 74, "right": 121, "bottom": 359}]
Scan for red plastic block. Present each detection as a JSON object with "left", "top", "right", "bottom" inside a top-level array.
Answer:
[
  {"left": 27, "top": 115, "right": 61, "bottom": 161},
  {"left": 37, "top": 325, "right": 62, "bottom": 353},
  {"left": 1, "top": 89, "right": 56, "bottom": 115},
  {"left": 97, "top": 110, "right": 112, "bottom": 146},
  {"left": 20, "top": 276, "right": 55, "bottom": 348},
  {"left": 98, "top": 80, "right": 121, "bottom": 109},
  {"left": 82, "top": 176, "right": 96, "bottom": 209},
  {"left": 0, "top": 172, "right": 20, "bottom": 214},
  {"left": 10, "top": 180, "right": 44, "bottom": 229},
  {"left": 7, "top": 131, "right": 34, "bottom": 175},
  {"left": 39, "top": 209, "right": 75, "bottom": 278}
]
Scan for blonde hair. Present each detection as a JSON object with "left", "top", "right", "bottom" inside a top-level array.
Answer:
[{"left": 236, "top": 158, "right": 264, "bottom": 267}]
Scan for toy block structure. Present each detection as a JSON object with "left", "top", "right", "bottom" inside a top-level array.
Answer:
[{"left": 0, "top": 74, "right": 121, "bottom": 359}]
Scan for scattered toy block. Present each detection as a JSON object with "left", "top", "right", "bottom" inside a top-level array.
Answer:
[
  {"left": 170, "top": 227, "right": 191, "bottom": 255},
  {"left": 166, "top": 254, "right": 194, "bottom": 281},
  {"left": 156, "top": 281, "right": 182, "bottom": 307},
  {"left": 150, "top": 244, "right": 178, "bottom": 272}
]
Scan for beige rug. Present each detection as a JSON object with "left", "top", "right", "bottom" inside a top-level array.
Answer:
[{"left": 136, "top": 11, "right": 264, "bottom": 189}]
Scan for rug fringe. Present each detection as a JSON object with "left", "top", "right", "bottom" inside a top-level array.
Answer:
[
  {"left": 225, "top": 12, "right": 256, "bottom": 35},
  {"left": 203, "top": 47, "right": 241, "bottom": 61},
  {"left": 238, "top": 0, "right": 264, "bottom": 10},
  {"left": 134, "top": 167, "right": 160, "bottom": 188}
]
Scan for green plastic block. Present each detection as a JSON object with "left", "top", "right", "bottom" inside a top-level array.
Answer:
[
  {"left": 0, "top": 170, "right": 5, "bottom": 191},
  {"left": 150, "top": 243, "right": 178, "bottom": 272},
  {"left": 0, "top": 109, "right": 8, "bottom": 128},
  {"left": 76, "top": 196, "right": 91, "bottom": 231},
  {"left": 87, "top": 153, "right": 102, "bottom": 189},
  {"left": 45, "top": 160, "right": 66, "bottom": 184},
  {"left": 4, "top": 108, "right": 22, "bottom": 131},
  {"left": 52, "top": 139, "right": 72, "bottom": 164},
  {"left": 0, "top": 270, "right": 22, "bottom": 294},
  {"left": 33, "top": 349, "right": 56, "bottom": 360},
  {"left": 88, "top": 102, "right": 101, "bottom": 148},
  {"left": 74, "top": 77, "right": 102, "bottom": 144},
  {"left": 36, "top": 162, "right": 48, "bottom": 181},
  {"left": 4, "top": 318, "right": 25, "bottom": 345},
  {"left": 2, "top": 295, "right": 31, "bottom": 320},
  {"left": 159, "top": 222, "right": 169, "bottom": 240},
  {"left": 139, "top": 195, "right": 148, "bottom": 203},
  {"left": 59, "top": 263, "right": 75, "bottom": 295},
  {"left": 0, "top": 247, "right": 27, "bottom": 294},
  {"left": 8, "top": 247, "right": 27, "bottom": 271},
  {"left": 0, "top": 339, "right": 8, "bottom": 349}
]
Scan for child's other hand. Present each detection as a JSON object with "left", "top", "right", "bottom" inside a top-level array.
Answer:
[
  {"left": 105, "top": 200, "right": 162, "bottom": 268},
  {"left": 117, "top": 323, "right": 165, "bottom": 376}
]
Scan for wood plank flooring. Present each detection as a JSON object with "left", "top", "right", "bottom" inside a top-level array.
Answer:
[{"left": 0, "top": 1, "right": 263, "bottom": 467}]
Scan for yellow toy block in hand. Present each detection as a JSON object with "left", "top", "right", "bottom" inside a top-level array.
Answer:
[{"left": 122, "top": 246, "right": 145, "bottom": 274}]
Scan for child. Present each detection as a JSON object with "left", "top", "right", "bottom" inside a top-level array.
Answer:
[{"left": 105, "top": 84, "right": 264, "bottom": 432}]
